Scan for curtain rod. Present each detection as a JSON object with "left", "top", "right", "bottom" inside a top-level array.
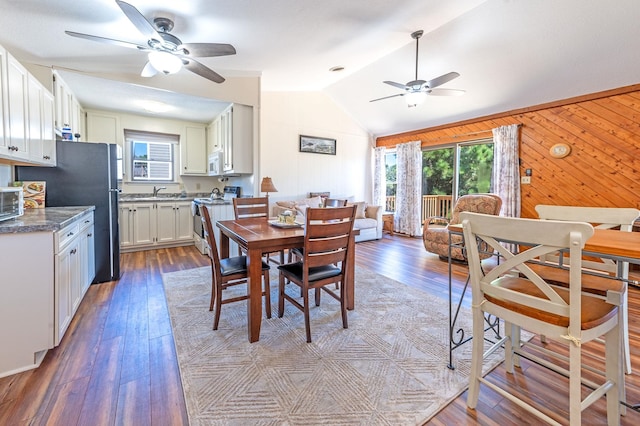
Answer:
[{"left": 417, "top": 123, "right": 523, "bottom": 143}]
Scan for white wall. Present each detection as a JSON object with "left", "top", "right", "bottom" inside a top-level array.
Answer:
[
  {"left": 260, "top": 91, "right": 373, "bottom": 204},
  {"left": 0, "top": 164, "right": 11, "bottom": 186}
]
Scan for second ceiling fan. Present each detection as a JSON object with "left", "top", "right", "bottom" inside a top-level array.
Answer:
[
  {"left": 370, "top": 30, "right": 464, "bottom": 107},
  {"left": 65, "top": 0, "right": 236, "bottom": 83}
]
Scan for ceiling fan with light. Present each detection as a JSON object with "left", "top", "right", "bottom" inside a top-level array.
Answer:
[
  {"left": 65, "top": 0, "right": 236, "bottom": 83},
  {"left": 370, "top": 30, "right": 464, "bottom": 107}
]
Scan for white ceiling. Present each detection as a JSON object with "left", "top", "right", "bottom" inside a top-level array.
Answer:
[{"left": 1, "top": 0, "right": 639, "bottom": 136}]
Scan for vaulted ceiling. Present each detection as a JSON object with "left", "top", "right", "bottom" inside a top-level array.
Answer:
[{"left": 1, "top": 0, "right": 638, "bottom": 137}]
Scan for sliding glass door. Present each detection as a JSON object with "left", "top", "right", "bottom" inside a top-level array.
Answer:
[{"left": 385, "top": 139, "right": 494, "bottom": 223}]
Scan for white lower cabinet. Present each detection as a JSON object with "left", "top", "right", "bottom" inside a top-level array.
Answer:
[
  {"left": 0, "top": 231, "right": 54, "bottom": 378},
  {"left": 119, "top": 200, "right": 194, "bottom": 251},
  {"left": 0, "top": 210, "right": 94, "bottom": 377},
  {"left": 54, "top": 211, "right": 95, "bottom": 345}
]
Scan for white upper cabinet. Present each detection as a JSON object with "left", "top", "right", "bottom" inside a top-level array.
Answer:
[
  {"left": 27, "top": 74, "right": 56, "bottom": 165},
  {"left": 0, "top": 45, "right": 56, "bottom": 165},
  {"left": 181, "top": 125, "right": 207, "bottom": 175},
  {"left": 4, "top": 53, "right": 29, "bottom": 161},
  {"left": 53, "top": 71, "right": 83, "bottom": 138},
  {"left": 86, "top": 111, "right": 120, "bottom": 144},
  {"left": 220, "top": 103, "right": 252, "bottom": 175}
]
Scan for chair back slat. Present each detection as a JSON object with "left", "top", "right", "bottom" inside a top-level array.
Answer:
[
  {"left": 303, "top": 206, "right": 356, "bottom": 274},
  {"left": 233, "top": 197, "right": 269, "bottom": 219},
  {"left": 200, "top": 206, "right": 222, "bottom": 281}
]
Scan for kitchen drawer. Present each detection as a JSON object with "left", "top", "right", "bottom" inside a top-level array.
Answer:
[
  {"left": 55, "top": 221, "right": 80, "bottom": 252},
  {"left": 78, "top": 212, "right": 94, "bottom": 232}
]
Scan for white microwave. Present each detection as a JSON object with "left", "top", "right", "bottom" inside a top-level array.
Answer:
[
  {"left": 208, "top": 151, "right": 224, "bottom": 176},
  {"left": 0, "top": 187, "right": 24, "bottom": 222}
]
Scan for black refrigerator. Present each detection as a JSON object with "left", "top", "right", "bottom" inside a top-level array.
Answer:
[{"left": 16, "top": 140, "right": 120, "bottom": 283}]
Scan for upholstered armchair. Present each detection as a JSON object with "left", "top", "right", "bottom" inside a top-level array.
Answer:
[{"left": 422, "top": 194, "right": 502, "bottom": 261}]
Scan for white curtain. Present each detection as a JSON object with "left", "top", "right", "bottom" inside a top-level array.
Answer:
[
  {"left": 492, "top": 124, "right": 520, "bottom": 218},
  {"left": 395, "top": 141, "right": 422, "bottom": 236},
  {"left": 373, "top": 147, "right": 386, "bottom": 209}
]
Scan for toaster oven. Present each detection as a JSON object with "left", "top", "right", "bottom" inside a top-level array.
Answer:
[{"left": 0, "top": 187, "right": 24, "bottom": 222}]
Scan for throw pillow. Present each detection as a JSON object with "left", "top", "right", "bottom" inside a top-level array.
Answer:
[
  {"left": 276, "top": 200, "right": 295, "bottom": 209},
  {"left": 295, "top": 195, "right": 323, "bottom": 208},
  {"left": 348, "top": 201, "right": 367, "bottom": 219},
  {"left": 295, "top": 204, "right": 309, "bottom": 216}
]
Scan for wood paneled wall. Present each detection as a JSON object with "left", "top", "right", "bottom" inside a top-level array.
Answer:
[{"left": 376, "top": 85, "right": 640, "bottom": 219}]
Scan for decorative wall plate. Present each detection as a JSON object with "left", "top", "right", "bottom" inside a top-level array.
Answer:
[{"left": 549, "top": 143, "right": 571, "bottom": 158}]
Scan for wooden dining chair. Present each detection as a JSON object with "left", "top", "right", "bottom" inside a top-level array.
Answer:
[
  {"left": 277, "top": 205, "right": 357, "bottom": 343},
  {"left": 323, "top": 198, "right": 348, "bottom": 207},
  {"left": 200, "top": 206, "right": 272, "bottom": 330},
  {"left": 289, "top": 198, "right": 348, "bottom": 263},
  {"left": 535, "top": 204, "right": 639, "bottom": 375},
  {"left": 461, "top": 212, "right": 621, "bottom": 426},
  {"left": 232, "top": 196, "right": 285, "bottom": 264}
]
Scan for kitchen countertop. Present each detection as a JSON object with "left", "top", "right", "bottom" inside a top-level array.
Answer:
[
  {"left": 192, "top": 198, "right": 231, "bottom": 205},
  {"left": 0, "top": 206, "right": 95, "bottom": 234},
  {"left": 119, "top": 194, "right": 195, "bottom": 202}
]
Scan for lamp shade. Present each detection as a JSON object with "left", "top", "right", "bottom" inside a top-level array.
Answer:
[{"left": 260, "top": 177, "right": 278, "bottom": 193}]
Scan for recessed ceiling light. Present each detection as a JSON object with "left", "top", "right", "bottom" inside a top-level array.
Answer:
[{"left": 329, "top": 66, "right": 345, "bottom": 72}]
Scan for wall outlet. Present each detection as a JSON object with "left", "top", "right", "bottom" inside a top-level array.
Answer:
[{"left": 521, "top": 176, "right": 531, "bottom": 184}]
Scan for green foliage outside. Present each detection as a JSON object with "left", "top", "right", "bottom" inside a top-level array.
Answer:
[{"left": 458, "top": 143, "right": 494, "bottom": 195}]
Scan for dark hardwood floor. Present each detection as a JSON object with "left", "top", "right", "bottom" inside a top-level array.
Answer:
[{"left": 1, "top": 235, "right": 639, "bottom": 425}]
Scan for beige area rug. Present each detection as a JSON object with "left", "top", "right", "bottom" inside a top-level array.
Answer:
[{"left": 162, "top": 267, "right": 504, "bottom": 425}]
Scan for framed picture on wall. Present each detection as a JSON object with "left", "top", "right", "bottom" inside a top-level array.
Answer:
[{"left": 299, "top": 135, "right": 337, "bottom": 155}]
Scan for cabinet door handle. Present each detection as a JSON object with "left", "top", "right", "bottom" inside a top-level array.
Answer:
[
  {"left": 67, "top": 231, "right": 74, "bottom": 237},
  {"left": 70, "top": 248, "right": 77, "bottom": 254},
  {"left": 87, "top": 233, "right": 93, "bottom": 237}
]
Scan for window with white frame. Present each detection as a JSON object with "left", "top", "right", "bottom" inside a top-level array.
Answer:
[{"left": 124, "top": 130, "right": 178, "bottom": 182}]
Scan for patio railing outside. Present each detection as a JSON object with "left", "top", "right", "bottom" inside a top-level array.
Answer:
[{"left": 385, "top": 195, "right": 453, "bottom": 224}]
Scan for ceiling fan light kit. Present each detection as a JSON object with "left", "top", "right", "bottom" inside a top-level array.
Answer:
[
  {"left": 64, "top": 0, "right": 236, "bottom": 83},
  {"left": 370, "top": 29, "right": 464, "bottom": 106},
  {"left": 148, "top": 51, "right": 183, "bottom": 74},
  {"left": 405, "top": 90, "right": 427, "bottom": 107}
]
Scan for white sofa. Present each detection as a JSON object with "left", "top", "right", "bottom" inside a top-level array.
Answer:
[{"left": 272, "top": 195, "right": 383, "bottom": 242}]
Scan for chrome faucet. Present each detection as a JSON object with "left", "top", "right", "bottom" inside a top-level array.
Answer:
[{"left": 152, "top": 186, "right": 166, "bottom": 197}]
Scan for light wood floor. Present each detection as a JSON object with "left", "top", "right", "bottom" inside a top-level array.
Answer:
[{"left": 1, "top": 235, "right": 639, "bottom": 425}]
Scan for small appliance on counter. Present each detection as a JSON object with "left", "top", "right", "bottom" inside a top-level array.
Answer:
[{"left": 0, "top": 187, "right": 24, "bottom": 222}]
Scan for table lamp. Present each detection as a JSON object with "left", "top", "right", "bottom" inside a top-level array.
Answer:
[{"left": 260, "top": 177, "right": 278, "bottom": 197}]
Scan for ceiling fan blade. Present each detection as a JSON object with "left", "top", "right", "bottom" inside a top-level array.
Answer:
[
  {"left": 426, "top": 72, "right": 460, "bottom": 89},
  {"left": 140, "top": 61, "right": 158, "bottom": 77},
  {"left": 182, "top": 58, "right": 225, "bottom": 83},
  {"left": 427, "top": 88, "right": 466, "bottom": 96},
  {"left": 65, "top": 30, "right": 147, "bottom": 50},
  {"left": 370, "top": 93, "right": 405, "bottom": 103},
  {"left": 179, "top": 43, "right": 236, "bottom": 57},
  {"left": 383, "top": 81, "right": 408, "bottom": 90},
  {"left": 116, "top": 0, "right": 161, "bottom": 41}
]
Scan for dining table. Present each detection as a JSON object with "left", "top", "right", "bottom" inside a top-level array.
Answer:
[{"left": 216, "top": 218, "right": 357, "bottom": 343}]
